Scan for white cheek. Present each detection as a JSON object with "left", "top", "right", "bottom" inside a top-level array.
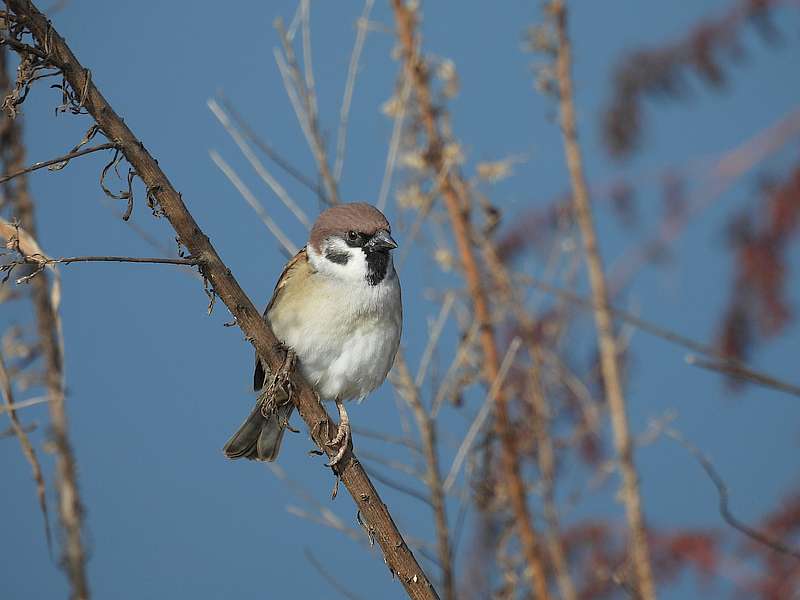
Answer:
[{"left": 308, "top": 239, "right": 369, "bottom": 284}]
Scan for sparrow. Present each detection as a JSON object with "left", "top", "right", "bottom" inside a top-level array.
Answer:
[{"left": 223, "top": 202, "right": 402, "bottom": 466}]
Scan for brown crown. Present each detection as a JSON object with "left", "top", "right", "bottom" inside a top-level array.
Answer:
[{"left": 309, "top": 203, "right": 390, "bottom": 252}]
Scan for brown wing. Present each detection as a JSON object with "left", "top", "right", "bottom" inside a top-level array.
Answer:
[{"left": 254, "top": 248, "right": 309, "bottom": 390}]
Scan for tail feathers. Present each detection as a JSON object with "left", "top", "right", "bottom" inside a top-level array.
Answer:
[{"left": 223, "top": 401, "right": 295, "bottom": 462}]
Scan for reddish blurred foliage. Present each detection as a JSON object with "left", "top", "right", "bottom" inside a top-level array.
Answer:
[
  {"left": 661, "top": 171, "right": 687, "bottom": 223},
  {"left": 609, "top": 180, "right": 638, "bottom": 228},
  {"left": 558, "top": 522, "right": 721, "bottom": 598},
  {"left": 718, "top": 165, "right": 800, "bottom": 362},
  {"left": 737, "top": 490, "right": 800, "bottom": 599},
  {"left": 495, "top": 196, "right": 572, "bottom": 264},
  {"left": 603, "top": 0, "right": 781, "bottom": 158}
]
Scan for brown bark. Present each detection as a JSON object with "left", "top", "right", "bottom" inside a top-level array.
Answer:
[
  {"left": 2, "top": 1, "right": 437, "bottom": 598},
  {"left": 551, "top": 2, "right": 657, "bottom": 598},
  {"left": 390, "top": 2, "right": 551, "bottom": 598}
]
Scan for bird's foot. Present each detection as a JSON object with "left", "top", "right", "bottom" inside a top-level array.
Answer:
[
  {"left": 261, "top": 348, "right": 297, "bottom": 418},
  {"left": 326, "top": 398, "right": 351, "bottom": 467}
]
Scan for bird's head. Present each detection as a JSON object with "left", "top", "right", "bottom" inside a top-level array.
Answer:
[{"left": 307, "top": 203, "right": 398, "bottom": 286}]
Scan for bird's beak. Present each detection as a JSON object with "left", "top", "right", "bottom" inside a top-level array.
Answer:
[{"left": 367, "top": 229, "right": 398, "bottom": 251}]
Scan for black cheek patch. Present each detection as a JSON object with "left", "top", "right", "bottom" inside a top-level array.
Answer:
[
  {"left": 365, "top": 250, "right": 389, "bottom": 286},
  {"left": 325, "top": 249, "right": 350, "bottom": 265}
]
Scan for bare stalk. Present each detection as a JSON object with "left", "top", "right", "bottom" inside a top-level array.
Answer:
[
  {"left": 480, "top": 239, "right": 577, "bottom": 600},
  {"left": 390, "top": 3, "right": 551, "bottom": 597},
  {"left": 334, "top": 0, "right": 374, "bottom": 183},
  {"left": 2, "top": 2, "right": 437, "bottom": 598},
  {"left": 393, "top": 354, "right": 455, "bottom": 600},
  {"left": 551, "top": 2, "right": 656, "bottom": 598},
  {"left": 666, "top": 428, "right": 800, "bottom": 560},
  {"left": 0, "top": 142, "right": 116, "bottom": 183},
  {"left": 274, "top": 18, "right": 340, "bottom": 205},
  {"left": 209, "top": 149, "right": 299, "bottom": 256},
  {"left": 0, "top": 43, "right": 87, "bottom": 599},
  {"left": 0, "top": 348, "right": 51, "bottom": 551}
]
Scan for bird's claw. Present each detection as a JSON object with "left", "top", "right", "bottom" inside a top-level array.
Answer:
[{"left": 326, "top": 398, "right": 351, "bottom": 467}]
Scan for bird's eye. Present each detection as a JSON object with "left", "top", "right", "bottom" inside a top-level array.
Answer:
[{"left": 347, "top": 231, "right": 359, "bottom": 242}]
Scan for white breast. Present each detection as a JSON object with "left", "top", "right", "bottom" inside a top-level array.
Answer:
[{"left": 269, "top": 260, "right": 402, "bottom": 402}]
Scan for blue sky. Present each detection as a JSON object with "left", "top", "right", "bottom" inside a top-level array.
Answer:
[{"left": 1, "top": 1, "right": 799, "bottom": 598}]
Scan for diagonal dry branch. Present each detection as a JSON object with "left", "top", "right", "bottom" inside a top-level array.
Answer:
[
  {"left": 1, "top": 1, "right": 437, "bottom": 598},
  {"left": 551, "top": 2, "right": 657, "bottom": 598}
]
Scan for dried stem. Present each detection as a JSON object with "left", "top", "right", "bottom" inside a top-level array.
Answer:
[
  {"left": 7, "top": 254, "right": 199, "bottom": 269},
  {"left": 0, "top": 347, "right": 51, "bottom": 553},
  {"left": 685, "top": 355, "right": 800, "bottom": 398},
  {"left": 551, "top": 2, "right": 657, "bottom": 598},
  {"left": 334, "top": 0, "right": 374, "bottom": 183},
  {"left": 523, "top": 276, "right": 800, "bottom": 399},
  {"left": 274, "top": 18, "right": 340, "bottom": 205},
  {"left": 216, "top": 93, "right": 324, "bottom": 201},
  {"left": 305, "top": 548, "right": 367, "bottom": 600},
  {"left": 209, "top": 149, "right": 299, "bottom": 256},
  {"left": 0, "top": 142, "right": 116, "bottom": 184},
  {"left": 390, "top": 3, "right": 551, "bottom": 597},
  {"left": 443, "top": 338, "right": 522, "bottom": 493},
  {"left": 479, "top": 238, "right": 578, "bottom": 600},
  {"left": 2, "top": 2, "right": 438, "bottom": 597},
  {"left": 393, "top": 354, "right": 455, "bottom": 600},
  {"left": 666, "top": 428, "right": 800, "bottom": 560},
  {"left": 0, "top": 394, "right": 48, "bottom": 412},
  {"left": 0, "top": 43, "right": 87, "bottom": 599}
]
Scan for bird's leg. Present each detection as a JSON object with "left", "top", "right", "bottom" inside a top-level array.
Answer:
[{"left": 326, "top": 398, "right": 351, "bottom": 467}]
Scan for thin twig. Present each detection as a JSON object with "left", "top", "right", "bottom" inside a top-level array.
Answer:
[
  {"left": 304, "top": 548, "right": 367, "bottom": 600},
  {"left": 686, "top": 355, "right": 800, "bottom": 398},
  {"left": 431, "top": 321, "right": 479, "bottom": 418},
  {"left": 360, "top": 450, "right": 423, "bottom": 478},
  {"left": 352, "top": 425, "right": 422, "bottom": 454},
  {"left": 216, "top": 93, "right": 324, "bottom": 201},
  {"left": 2, "top": 3, "right": 438, "bottom": 596},
  {"left": 551, "top": 2, "right": 657, "bottom": 598},
  {"left": 268, "top": 463, "right": 364, "bottom": 543},
  {"left": 522, "top": 275, "right": 800, "bottom": 399},
  {"left": 208, "top": 99, "right": 311, "bottom": 228},
  {"left": 209, "top": 150, "right": 299, "bottom": 257},
  {"left": 365, "top": 464, "right": 433, "bottom": 508},
  {"left": 393, "top": 353, "right": 455, "bottom": 600},
  {"left": 415, "top": 292, "right": 454, "bottom": 390},
  {"left": 274, "top": 18, "right": 340, "bottom": 205},
  {"left": 0, "top": 348, "right": 52, "bottom": 554},
  {"left": 8, "top": 254, "right": 200, "bottom": 268},
  {"left": 666, "top": 428, "right": 800, "bottom": 560},
  {"left": 443, "top": 338, "right": 521, "bottom": 493},
  {"left": 334, "top": 0, "right": 374, "bottom": 183},
  {"left": 0, "top": 394, "right": 47, "bottom": 413},
  {"left": 377, "top": 74, "right": 410, "bottom": 212},
  {"left": 0, "top": 420, "right": 37, "bottom": 438},
  {"left": 300, "top": 0, "right": 317, "bottom": 127},
  {"left": 0, "top": 142, "right": 116, "bottom": 184}
]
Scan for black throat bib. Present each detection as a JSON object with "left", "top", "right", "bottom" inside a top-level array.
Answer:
[{"left": 364, "top": 250, "right": 390, "bottom": 286}]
